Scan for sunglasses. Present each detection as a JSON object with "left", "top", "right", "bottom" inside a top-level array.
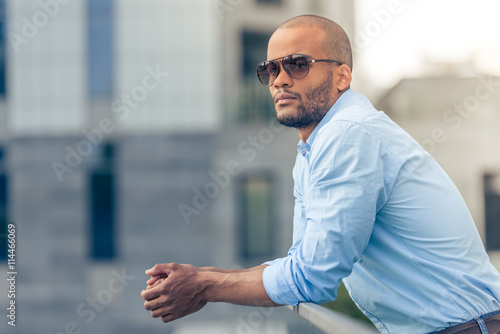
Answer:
[{"left": 256, "top": 54, "right": 344, "bottom": 87}]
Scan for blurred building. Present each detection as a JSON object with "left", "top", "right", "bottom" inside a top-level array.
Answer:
[
  {"left": 376, "top": 71, "right": 500, "bottom": 268},
  {"left": 0, "top": 0, "right": 355, "bottom": 333}
]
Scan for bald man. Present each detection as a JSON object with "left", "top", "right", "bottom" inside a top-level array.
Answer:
[{"left": 141, "top": 15, "right": 500, "bottom": 334}]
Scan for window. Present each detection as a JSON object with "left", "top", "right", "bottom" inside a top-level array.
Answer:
[
  {"left": 242, "top": 31, "right": 270, "bottom": 79},
  {"left": 87, "top": 0, "right": 115, "bottom": 259},
  {"left": 0, "top": 146, "right": 7, "bottom": 261},
  {"left": 238, "top": 175, "right": 274, "bottom": 261},
  {"left": 90, "top": 143, "right": 115, "bottom": 259},
  {"left": 484, "top": 173, "right": 500, "bottom": 251},
  {"left": 239, "top": 30, "right": 275, "bottom": 122},
  {"left": 256, "top": 0, "right": 283, "bottom": 4},
  {"left": 88, "top": 0, "right": 114, "bottom": 98},
  {"left": 0, "top": 0, "right": 6, "bottom": 97}
]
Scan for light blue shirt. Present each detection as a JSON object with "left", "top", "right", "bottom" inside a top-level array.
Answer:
[{"left": 262, "top": 89, "right": 500, "bottom": 334}]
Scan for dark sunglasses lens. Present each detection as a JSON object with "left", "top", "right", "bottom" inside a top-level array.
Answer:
[
  {"left": 283, "top": 55, "right": 309, "bottom": 78},
  {"left": 257, "top": 61, "right": 278, "bottom": 86}
]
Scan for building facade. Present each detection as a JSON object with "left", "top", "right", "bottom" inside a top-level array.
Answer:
[{"left": 0, "top": 1, "right": 355, "bottom": 333}]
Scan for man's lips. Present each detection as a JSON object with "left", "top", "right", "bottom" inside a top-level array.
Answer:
[{"left": 275, "top": 93, "right": 297, "bottom": 105}]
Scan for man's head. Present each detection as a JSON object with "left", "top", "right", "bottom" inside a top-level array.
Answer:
[{"left": 263, "top": 15, "right": 352, "bottom": 133}]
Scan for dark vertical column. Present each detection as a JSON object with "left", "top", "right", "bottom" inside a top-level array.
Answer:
[
  {"left": 484, "top": 173, "right": 500, "bottom": 251},
  {"left": 90, "top": 143, "right": 115, "bottom": 259},
  {"left": 87, "top": 0, "right": 115, "bottom": 260}
]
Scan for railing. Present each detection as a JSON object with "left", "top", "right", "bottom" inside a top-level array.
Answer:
[
  {"left": 287, "top": 303, "right": 379, "bottom": 334},
  {"left": 169, "top": 303, "right": 379, "bottom": 334}
]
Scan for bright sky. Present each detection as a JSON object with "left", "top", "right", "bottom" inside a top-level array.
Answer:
[{"left": 354, "top": 0, "right": 500, "bottom": 95}]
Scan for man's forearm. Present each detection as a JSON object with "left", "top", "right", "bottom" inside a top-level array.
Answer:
[
  {"left": 142, "top": 262, "right": 282, "bottom": 323},
  {"left": 201, "top": 265, "right": 281, "bottom": 306},
  {"left": 199, "top": 265, "right": 263, "bottom": 274}
]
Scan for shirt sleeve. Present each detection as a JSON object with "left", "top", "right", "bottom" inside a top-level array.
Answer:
[{"left": 263, "top": 120, "right": 388, "bottom": 305}]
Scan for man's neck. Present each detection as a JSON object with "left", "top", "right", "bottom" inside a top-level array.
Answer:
[
  {"left": 297, "top": 89, "right": 349, "bottom": 143},
  {"left": 297, "top": 122, "right": 320, "bottom": 143}
]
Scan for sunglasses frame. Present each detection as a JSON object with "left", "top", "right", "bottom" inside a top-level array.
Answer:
[{"left": 256, "top": 54, "right": 344, "bottom": 87}]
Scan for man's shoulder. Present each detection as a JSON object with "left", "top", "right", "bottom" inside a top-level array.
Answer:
[
  {"left": 323, "top": 93, "right": 407, "bottom": 144},
  {"left": 321, "top": 105, "right": 388, "bottom": 142},
  {"left": 332, "top": 92, "right": 383, "bottom": 125},
  {"left": 317, "top": 93, "right": 422, "bottom": 159}
]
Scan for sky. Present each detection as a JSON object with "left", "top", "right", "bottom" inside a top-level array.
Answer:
[{"left": 354, "top": 0, "right": 500, "bottom": 96}]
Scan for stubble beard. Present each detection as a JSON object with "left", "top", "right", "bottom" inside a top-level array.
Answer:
[{"left": 276, "top": 71, "right": 334, "bottom": 129}]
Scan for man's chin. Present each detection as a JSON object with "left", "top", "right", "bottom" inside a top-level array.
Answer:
[
  {"left": 275, "top": 107, "right": 323, "bottom": 129},
  {"left": 276, "top": 114, "right": 306, "bottom": 129},
  {"left": 275, "top": 105, "right": 297, "bottom": 119},
  {"left": 275, "top": 108, "right": 298, "bottom": 128}
]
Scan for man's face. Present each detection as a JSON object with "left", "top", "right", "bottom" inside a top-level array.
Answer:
[{"left": 267, "top": 26, "right": 339, "bottom": 129}]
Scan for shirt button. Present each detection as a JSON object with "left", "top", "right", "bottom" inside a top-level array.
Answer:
[{"left": 376, "top": 323, "right": 382, "bottom": 329}]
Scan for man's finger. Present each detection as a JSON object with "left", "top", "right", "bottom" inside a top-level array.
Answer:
[
  {"left": 161, "top": 312, "right": 180, "bottom": 323},
  {"left": 146, "top": 278, "right": 165, "bottom": 290},
  {"left": 145, "top": 263, "right": 177, "bottom": 276},
  {"left": 144, "top": 294, "right": 168, "bottom": 312},
  {"left": 141, "top": 285, "right": 163, "bottom": 301},
  {"left": 146, "top": 275, "right": 161, "bottom": 286},
  {"left": 150, "top": 305, "right": 171, "bottom": 319}
]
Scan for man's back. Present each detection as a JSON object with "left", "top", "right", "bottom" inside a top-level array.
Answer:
[
  {"left": 286, "top": 89, "right": 500, "bottom": 333},
  {"left": 331, "top": 92, "right": 500, "bottom": 333}
]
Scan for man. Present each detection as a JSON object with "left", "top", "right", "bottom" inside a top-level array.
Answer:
[{"left": 141, "top": 15, "right": 500, "bottom": 333}]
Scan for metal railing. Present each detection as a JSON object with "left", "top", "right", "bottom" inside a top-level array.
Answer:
[{"left": 287, "top": 303, "right": 379, "bottom": 334}]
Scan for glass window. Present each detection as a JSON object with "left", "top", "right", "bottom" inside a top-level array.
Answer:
[
  {"left": 256, "top": 0, "right": 283, "bottom": 5},
  {"left": 90, "top": 143, "right": 115, "bottom": 259},
  {"left": 0, "top": 0, "right": 6, "bottom": 97},
  {"left": 239, "top": 30, "right": 275, "bottom": 122},
  {"left": 484, "top": 173, "right": 500, "bottom": 251},
  {"left": 238, "top": 175, "right": 274, "bottom": 261},
  {"left": 88, "top": 0, "right": 114, "bottom": 98}
]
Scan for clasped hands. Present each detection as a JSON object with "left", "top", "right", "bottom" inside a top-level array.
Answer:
[
  {"left": 141, "top": 263, "right": 275, "bottom": 324},
  {"left": 141, "top": 263, "right": 208, "bottom": 323}
]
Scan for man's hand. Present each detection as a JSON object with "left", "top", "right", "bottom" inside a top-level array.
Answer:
[
  {"left": 141, "top": 263, "right": 279, "bottom": 324},
  {"left": 146, "top": 273, "right": 167, "bottom": 289},
  {"left": 141, "top": 263, "right": 208, "bottom": 323}
]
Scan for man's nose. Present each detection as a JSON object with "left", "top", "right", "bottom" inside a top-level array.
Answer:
[{"left": 273, "top": 63, "right": 293, "bottom": 88}]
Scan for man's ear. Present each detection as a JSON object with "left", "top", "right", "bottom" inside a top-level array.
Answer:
[{"left": 336, "top": 64, "right": 352, "bottom": 91}]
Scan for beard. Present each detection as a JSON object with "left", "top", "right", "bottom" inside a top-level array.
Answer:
[{"left": 276, "top": 71, "right": 334, "bottom": 129}]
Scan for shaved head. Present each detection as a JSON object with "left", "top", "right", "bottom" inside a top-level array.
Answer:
[
  {"left": 267, "top": 15, "right": 353, "bottom": 137},
  {"left": 278, "top": 15, "right": 352, "bottom": 71}
]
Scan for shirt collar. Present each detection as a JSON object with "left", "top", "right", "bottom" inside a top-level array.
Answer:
[{"left": 297, "top": 88, "right": 354, "bottom": 156}]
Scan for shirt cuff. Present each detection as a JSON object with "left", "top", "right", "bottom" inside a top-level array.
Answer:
[{"left": 262, "top": 257, "right": 303, "bottom": 306}]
